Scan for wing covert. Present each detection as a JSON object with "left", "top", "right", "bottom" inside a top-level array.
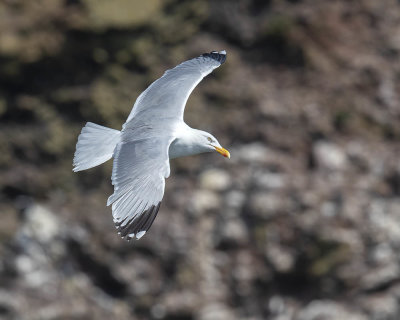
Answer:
[
  {"left": 124, "top": 50, "right": 227, "bottom": 125},
  {"left": 108, "top": 136, "right": 173, "bottom": 240}
]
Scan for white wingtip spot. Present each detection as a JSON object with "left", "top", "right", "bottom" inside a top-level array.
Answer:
[
  {"left": 219, "top": 50, "right": 226, "bottom": 55},
  {"left": 136, "top": 231, "right": 146, "bottom": 240}
]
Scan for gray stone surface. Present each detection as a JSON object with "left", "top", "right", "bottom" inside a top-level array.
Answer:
[{"left": 1, "top": 0, "right": 400, "bottom": 319}]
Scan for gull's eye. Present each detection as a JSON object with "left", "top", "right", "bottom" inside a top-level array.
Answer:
[{"left": 207, "top": 137, "right": 213, "bottom": 143}]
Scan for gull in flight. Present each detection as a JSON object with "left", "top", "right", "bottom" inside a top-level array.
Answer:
[{"left": 73, "top": 50, "right": 230, "bottom": 241}]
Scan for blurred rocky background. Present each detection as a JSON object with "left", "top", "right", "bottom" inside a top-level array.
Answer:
[{"left": 1, "top": 0, "right": 400, "bottom": 319}]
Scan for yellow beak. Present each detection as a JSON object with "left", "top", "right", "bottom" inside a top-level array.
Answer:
[{"left": 214, "top": 146, "right": 230, "bottom": 159}]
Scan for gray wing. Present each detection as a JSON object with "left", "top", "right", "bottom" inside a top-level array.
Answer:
[
  {"left": 107, "top": 135, "right": 174, "bottom": 241},
  {"left": 124, "top": 50, "right": 227, "bottom": 125}
]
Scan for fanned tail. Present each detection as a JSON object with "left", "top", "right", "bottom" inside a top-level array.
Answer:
[{"left": 73, "top": 122, "right": 120, "bottom": 172}]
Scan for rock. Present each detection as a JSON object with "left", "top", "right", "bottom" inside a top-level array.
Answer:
[
  {"left": 225, "top": 190, "right": 246, "bottom": 211},
  {"left": 265, "top": 244, "right": 295, "bottom": 273},
  {"left": 235, "top": 143, "right": 269, "bottom": 163},
  {"left": 200, "top": 169, "right": 231, "bottom": 191},
  {"left": 313, "top": 142, "right": 347, "bottom": 170},
  {"left": 218, "top": 218, "right": 248, "bottom": 245},
  {"left": 254, "top": 172, "right": 286, "bottom": 190},
  {"left": 297, "top": 300, "right": 367, "bottom": 320},
  {"left": 151, "top": 304, "right": 166, "bottom": 319},
  {"left": 345, "top": 141, "right": 370, "bottom": 171},
  {"left": 360, "top": 263, "right": 400, "bottom": 292},
  {"left": 370, "top": 243, "right": 394, "bottom": 265},
  {"left": 249, "top": 192, "right": 285, "bottom": 218},
  {"left": 21, "top": 204, "right": 60, "bottom": 243},
  {"left": 163, "top": 290, "right": 197, "bottom": 314},
  {"left": 321, "top": 201, "right": 338, "bottom": 218},
  {"left": 15, "top": 254, "right": 55, "bottom": 288},
  {"left": 191, "top": 190, "right": 221, "bottom": 214},
  {"left": 361, "top": 295, "right": 399, "bottom": 320},
  {"left": 12, "top": 204, "right": 65, "bottom": 289},
  {"left": 268, "top": 295, "right": 286, "bottom": 315},
  {"left": 198, "top": 303, "right": 235, "bottom": 320},
  {"left": 368, "top": 199, "right": 400, "bottom": 243}
]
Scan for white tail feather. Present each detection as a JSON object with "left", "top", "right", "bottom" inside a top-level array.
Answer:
[{"left": 73, "top": 122, "right": 120, "bottom": 172}]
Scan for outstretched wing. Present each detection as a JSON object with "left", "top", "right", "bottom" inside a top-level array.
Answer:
[
  {"left": 124, "top": 50, "right": 227, "bottom": 126},
  {"left": 107, "top": 135, "right": 173, "bottom": 240}
]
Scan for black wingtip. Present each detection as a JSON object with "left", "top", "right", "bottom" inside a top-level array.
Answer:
[
  {"left": 201, "top": 50, "right": 227, "bottom": 64},
  {"left": 115, "top": 202, "right": 161, "bottom": 241}
]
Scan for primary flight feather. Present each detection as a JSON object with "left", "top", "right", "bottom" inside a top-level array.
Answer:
[{"left": 73, "top": 50, "right": 230, "bottom": 241}]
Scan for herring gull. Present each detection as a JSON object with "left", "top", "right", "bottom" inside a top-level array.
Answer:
[{"left": 73, "top": 50, "right": 229, "bottom": 240}]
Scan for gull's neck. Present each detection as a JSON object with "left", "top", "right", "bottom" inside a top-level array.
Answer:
[{"left": 169, "top": 123, "right": 209, "bottom": 159}]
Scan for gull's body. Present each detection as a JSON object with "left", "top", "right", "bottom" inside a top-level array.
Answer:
[{"left": 73, "top": 51, "right": 229, "bottom": 241}]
